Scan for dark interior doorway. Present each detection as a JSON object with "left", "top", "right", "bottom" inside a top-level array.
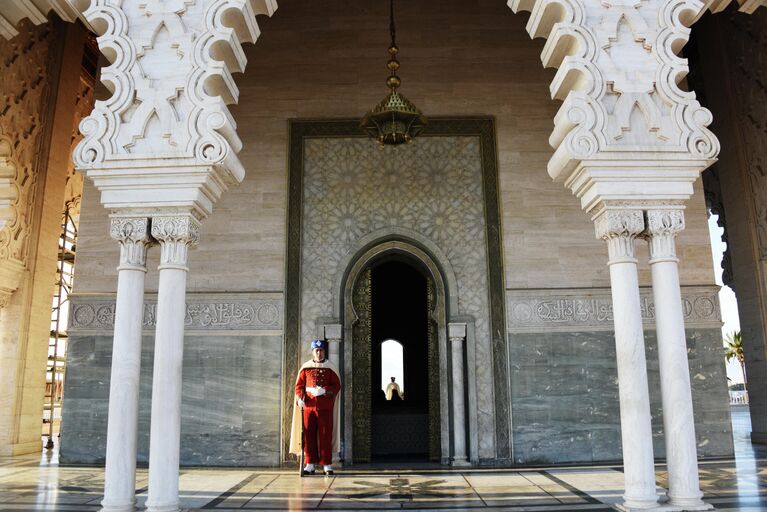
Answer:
[{"left": 370, "top": 260, "right": 430, "bottom": 460}]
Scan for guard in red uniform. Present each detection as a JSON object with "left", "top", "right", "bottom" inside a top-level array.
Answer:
[{"left": 289, "top": 339, "right": 341, "bottom": 475}]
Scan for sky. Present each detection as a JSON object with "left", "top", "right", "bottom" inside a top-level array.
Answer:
[
  {"left": 708, "top": 214, "right": 744, "bottom": 384},
  {"left": 381, "top": 340, "right": 404, "bottom": 393}
]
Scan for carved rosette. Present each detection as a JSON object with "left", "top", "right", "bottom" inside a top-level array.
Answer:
[
  {"left": 109, "top": 217, "right": 152, "bottom": 271},
  {"left": 594, "top": 210, "right": 644, "bottom": 264},
  {"left": 151, "top": 216, "right": 200, "bottom": 270},
  {"left": 646, "top": 209, "right": 685, "bottom": 263}
]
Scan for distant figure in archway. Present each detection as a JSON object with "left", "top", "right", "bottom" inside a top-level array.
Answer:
[{"left": 385, "top": 376, "right": 403, "bottom": 401}]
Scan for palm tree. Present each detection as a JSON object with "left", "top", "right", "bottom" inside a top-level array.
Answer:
[{"left": 724, "top": 330, "right": 747, "bottom": 392}]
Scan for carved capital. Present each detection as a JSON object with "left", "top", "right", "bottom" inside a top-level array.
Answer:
[
  {"left": 151, "top": 215, "right": 200, "bottom": 270},
  {"left": 448, "top": 322, "right": 467, "bottom": 341},
  {"left": 594, "top": 210, "right": 644, "bottom": 264},
  {"left": 646, "top": 209, "right": 685, "bottom": 263},
  {"left": 109, "top": 217, "right": 152, "bottom": 270}
]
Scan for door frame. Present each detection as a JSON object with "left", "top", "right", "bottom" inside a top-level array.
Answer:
[{"left": 342, "top": 240, "right": 450, "bottom": 464}]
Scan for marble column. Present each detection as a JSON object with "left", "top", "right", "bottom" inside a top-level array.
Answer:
[
  {"left": 323, "top": 323, "right": 343, "bottom": 464},
  {"left": 595, "top": 210, "right": 658, "bottom": 510},
  {"left": 449, "top": 323, "right": 470, "bottom": 467},
  {"left": 145, "top": 216, "right": 200, "bottom": 512},
  {"left": 101, "top": 217, "right": 152, "bottom": 512},
  {"left": 646, "top": 210, "right": 711, "bottom": 510}
]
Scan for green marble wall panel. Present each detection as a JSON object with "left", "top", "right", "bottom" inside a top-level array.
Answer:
[
  {"left": 60, "top": 333, "right": 282, "bottom": 466},
  {"left": 509, "top": 327, "right": 733, "bottom": 464}
]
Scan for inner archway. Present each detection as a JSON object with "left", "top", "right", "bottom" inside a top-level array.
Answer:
[
  {"left": 371, "top": 261, "right": 429, "bottom": 461},
  {"left": 343, "top": 240, "right": 449, "bottom": 464}
]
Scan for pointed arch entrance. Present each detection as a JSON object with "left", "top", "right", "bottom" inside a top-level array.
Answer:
[{"left": 342, "top": 239, "right": 449, "bottom": 464}]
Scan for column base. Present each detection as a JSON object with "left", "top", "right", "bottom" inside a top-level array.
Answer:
[
  {"left": 618, "top": 494, "right": 660, "bottom": 511},
  {"left": 616, "top": 503, "right": 674, "bottom": 512},
  {"left": 145, "top": 503, "right": 178, "bottom": 512},
  {"left": 450, "top": 457, "right": 471, "bottom": 467},
  {"left": 101, "top": 501, "right": 136, "bottom": 512},
  {"left": 615, "top": 500, "right": 714, "bottom": 512},
  {"left": 668, "top": 503, "right": 712, "bottom": 511},
  {"left": 665, "top": 491, "right": 711, "bottom": 511},
  {"left": 751, "top": 431, "right": 767, "bottom": 445}
]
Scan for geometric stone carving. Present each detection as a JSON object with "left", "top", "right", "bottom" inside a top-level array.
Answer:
[{"left": 73, "top": 0, "right": 277, "bottom": 219}]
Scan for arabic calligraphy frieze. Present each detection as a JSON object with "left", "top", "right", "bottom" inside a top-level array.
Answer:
[
  {"left": 507, "top": 286, "right": 721, "bottom": 332},
  {"left": 68, "top": 293, "right": 283, "bottom": 332}
]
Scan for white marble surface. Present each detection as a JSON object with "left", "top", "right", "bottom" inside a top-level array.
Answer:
[{"left": 650, "top": 240, "right": 708, "bottom": 509}]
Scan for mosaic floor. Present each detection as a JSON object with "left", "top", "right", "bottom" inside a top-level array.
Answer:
[{"left": 0, "top": 407, "right": 765, "bottom": 511}]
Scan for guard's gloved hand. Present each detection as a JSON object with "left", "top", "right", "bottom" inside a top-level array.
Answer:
[
  {"left": 314, "top": 386, "right": 326, "bottom": 397},
  {"left": 306, "top": 386, "right": 317, "bottom": 397},
  {"left": 297, "top": 398, "right": 305, "bottom": 408}
]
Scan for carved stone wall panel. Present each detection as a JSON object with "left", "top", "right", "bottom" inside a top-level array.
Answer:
[
  {"left": 68, "top": 293, "right": 283, "bottom": 333},
  {"left": 0, "top": 19, "right": 54, "bottom": 277},
  {"left": 298, "top": 134, "right": 496, "bottom": 459},
  {"left": 507, "top": 286, "right": 721, "bottom": 333},
  {"left": 284, "top": 119, "right": 507, "bottom": 461}
]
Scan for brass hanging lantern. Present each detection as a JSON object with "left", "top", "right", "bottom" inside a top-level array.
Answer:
[{"left": 361, "top": 0, "right": 427, "bottom": 146}]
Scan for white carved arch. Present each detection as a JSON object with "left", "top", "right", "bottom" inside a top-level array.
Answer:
[
  {"left": 511, "top": 0, "right": 719, "bottom": 180},
  {"left": 506, "top": 0, "right": 724, "bottom": 217},
  {"left": 72, "top": 0, "right": 277, "bottom": 219}
]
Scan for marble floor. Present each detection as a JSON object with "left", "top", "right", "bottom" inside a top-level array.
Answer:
[{"left": 1, "top": 407, "right": 765, "bottom": 511}]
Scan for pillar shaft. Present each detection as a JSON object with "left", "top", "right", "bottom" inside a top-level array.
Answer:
[
  {"left": 596, "top": 211, "right": 658, "bottom": 509},
  {"left": 449, "top": 328, "right": 469, "bottom": 466},
  {"left": 327, "top": 338, "right": 341, "bottom": 370},
  {"left": 646, "top": 210, "right": 709, "bottom": 510},
  {"left": 146, "top": 216, "right": 199, "bottom": 512},
  {"left": 102, "top": 218, "right": 151, "bottom": 512}
]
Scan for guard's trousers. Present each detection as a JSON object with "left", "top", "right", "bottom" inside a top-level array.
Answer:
[{"left": 303, "top": 407, "right": 333, "bottom": 465}]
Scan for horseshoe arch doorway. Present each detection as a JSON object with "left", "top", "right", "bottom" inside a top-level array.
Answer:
[{"left": 342, "top": 240, "right": 449, "bottom": 464}]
